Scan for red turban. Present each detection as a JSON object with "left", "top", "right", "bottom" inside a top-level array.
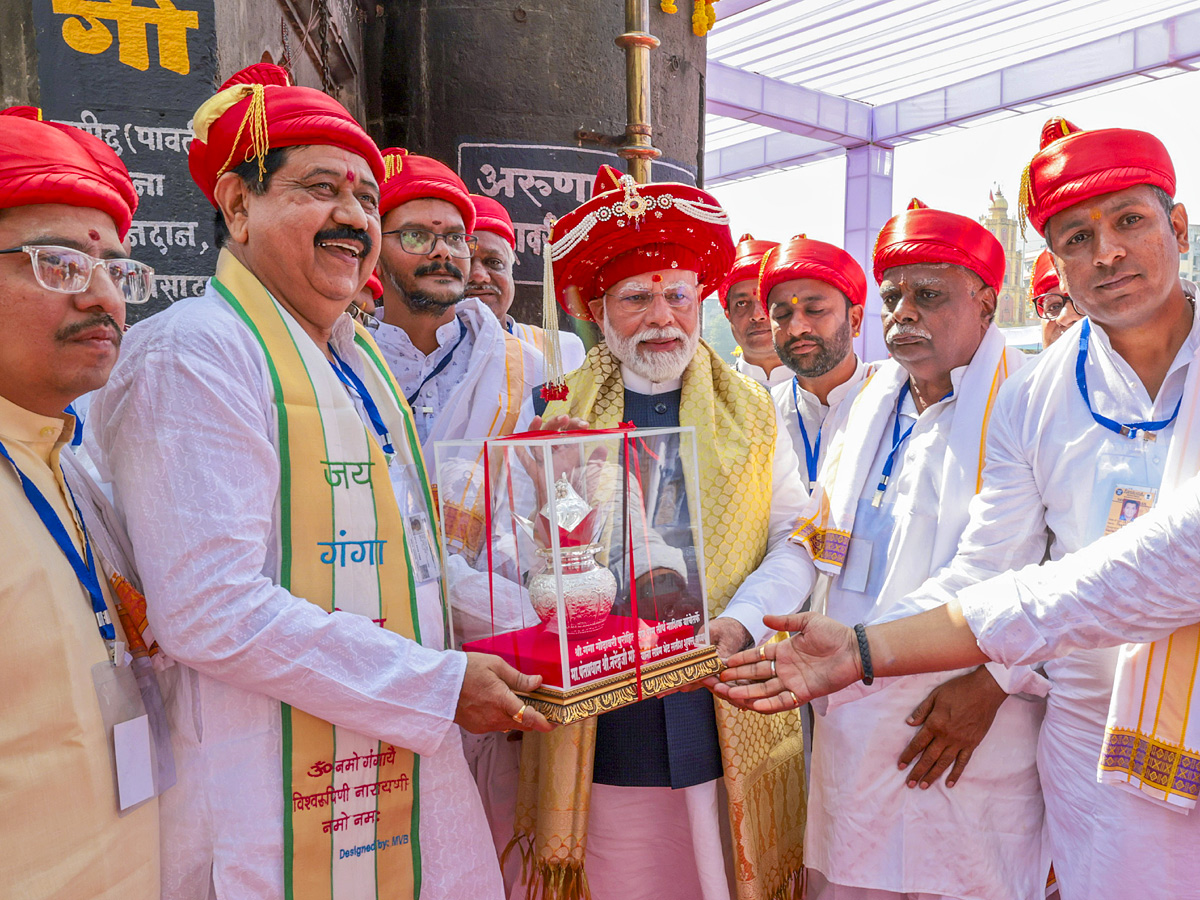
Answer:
[
  {"left": 188, "top": 63, "right": 384, "bottom": 206},
  {"left": 1020, "top": 117, "right": 1176, "bottom": 237},
  {"left": 0, "top": 106, "right": 137, "bottom": 239},
  {"left": 470, "top": 194, "right": 515, "bottom": 248},
  {"left": 378, "top": 148, "right": 475, "bottom": 232},
  {"left": 874, "top": 199, "right": 1005, "bottom": 293},
  {"left": 550, "top": 165, "right": 734, "bottom": 321},
  {"left": 717, "top": 234, "right": 778, "bottom": 309},
  {"left": 1029, "top": 250, "right": 1063, "bottom": 317},
  {"left": 365, "top": 272, "right": 383, "bottom": 301},
  {"left": 758, "top": 234, "right": 866, "bottom": 311}
]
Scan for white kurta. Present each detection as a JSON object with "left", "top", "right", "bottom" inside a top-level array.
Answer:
[
  {"left": 375, "top": 298, "right": 543, "bottom": 477},
  {"left": 579, "top": 365, "right": 818, "bottom": 900},
  {"left": 900, "top": 311, "right": 1200, "bottom": 900},
  {"left": 734, "top": 356, "right": 793, "bottom": 390},
  {"left": 806, "top": 354, "right": 1048, "bottom": 900},
  {"left": 771, "top": 355, "right": 870, "bottom": 486},
  {"left": 87, "top": 290, "right": 501, "bottom": 900}
]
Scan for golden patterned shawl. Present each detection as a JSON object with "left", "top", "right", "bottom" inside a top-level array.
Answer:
[{"left": 507, "top": 339, "right": 806, "bottom": 900}]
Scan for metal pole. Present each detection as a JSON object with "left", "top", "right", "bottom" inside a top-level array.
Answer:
[{"left": 615, "top": 0, "right": 662, "bottom": 184}]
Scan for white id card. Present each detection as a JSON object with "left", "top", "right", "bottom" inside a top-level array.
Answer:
[
  {"left": 91, "top": 659, "right": 155, "bottom": 813},
  {"left": 392, "top": 463, "right": 440, "bottom": 584}
]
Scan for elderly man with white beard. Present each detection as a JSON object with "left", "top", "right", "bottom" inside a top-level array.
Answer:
[{"left": 519, "top": 165, "right": 815, "bottom": 900}]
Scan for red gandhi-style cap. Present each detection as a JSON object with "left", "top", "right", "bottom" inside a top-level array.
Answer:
[
  {"left": 378, "top": 148, "right": 476, "bottom": 232},
  {"left": 758, "top": 234, "right": 866, "bottom": 311},
  {"left": 0, "top": 106, "right": 137, "bottom": 239},
  {"left": 873, "top": 199, "right": 1005, "bottom": 293},
  {"left": 1019, "top": 117, "right": 1176, "bottom": 237},
  {"left": 188, "top": 63, "right": 385, "bottom": 206},
  {"left": 717, "top": 234, "right": 779, "bottom": 309},
  {"left": 549, "top": 165, "right": 734, "bottom": 322},
  {"left": 470, "top": 193, "right": 515, "bottom": 248}
]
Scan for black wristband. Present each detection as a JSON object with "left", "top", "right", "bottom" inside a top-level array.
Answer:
[{"left": 854, "top": 623, "right": 874, "bottom": 686}]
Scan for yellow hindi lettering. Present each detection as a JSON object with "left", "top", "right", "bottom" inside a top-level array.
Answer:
[{"left": 53, "top": 0, "right": 199, "bottom": 75}]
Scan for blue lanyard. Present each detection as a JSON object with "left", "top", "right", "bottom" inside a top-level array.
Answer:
[
  {"left": 1076, "top": 318, "right": 1181, "bottom": 442},
  {"left": 328, "top": 345, "right": 396, "bottom": 456},
  {"left": 791, "top": 378, "right": 821, "bottom": 488},
  {"left": 871, "top": 381, "right": 952, "bottom": 508},
  {"left": 65, "top": 403, "right": 84, "bottom": 448},
  {"left": 0, "top": 438, "right": 115, "bottom": 650},
  {"left": 405, "top": 318, "right": 468, "bottom": 410}
]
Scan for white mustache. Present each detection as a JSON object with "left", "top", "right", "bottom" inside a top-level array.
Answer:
[
  {"left": 885, "top": 323, "right": 932, "bottom": 342},
  {"left": 636, "top": 326, "right": 689, "bottom": 344}
]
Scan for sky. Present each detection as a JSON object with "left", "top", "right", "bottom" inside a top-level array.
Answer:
[{"left": 711, "top": 69, "right": 1200, "bottom": 247}]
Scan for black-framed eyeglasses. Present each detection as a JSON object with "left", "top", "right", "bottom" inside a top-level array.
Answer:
[
  {"left": 0, "top": 244, "right": 154, "bottom": 305},
  {"left": 1033, "top": 291, "right": 1077, "bottom": 321},
  {"left": 381, "top": 228, "right": 477, "bottom": 259}
]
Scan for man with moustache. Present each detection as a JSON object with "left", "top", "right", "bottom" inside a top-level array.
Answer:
[
  {"left": 372, "top": 152, "right": 544, "bottom": 481},
  {"left": 718, "top": 234, "right": 791, "bottom": 389},
  {"left": 467, "top": 193, "right": 586, "bottom": 372},
  {"left": 760, "top": 235, "right": 871, "bottom": 489},
  {"left": 719, "top": 119, "right": 1200, "bottom": 900},
  {"left": 785, "top": 200, "right": 1044, "bottom": 900},
  {"left": 87, "top": 65, "right": 549, "bottom": 900},
  {"left": 0, "top": 106, "right": 161, "bottom": 900},
  {"left": 520, "top": 165, "right": 814, "bottom": 900}
]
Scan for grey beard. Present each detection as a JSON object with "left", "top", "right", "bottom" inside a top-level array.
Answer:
[{"left": 601, "top": 310, "right": 699, "bottom": 383}]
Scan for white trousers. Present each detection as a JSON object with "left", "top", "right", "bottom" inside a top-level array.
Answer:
[{"left": 808, "top": 870, "right": 960, "bottom": 900}]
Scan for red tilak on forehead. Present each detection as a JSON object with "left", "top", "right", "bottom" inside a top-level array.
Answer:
[
  {"left": 88, "top": 229, "right": 100, "bottom": 241},
  {"left": 346, "top": 171, "right": 356, "bottom": 183},
  {"left": 651, "top": 273, "right": 662, "bottom": 283}
]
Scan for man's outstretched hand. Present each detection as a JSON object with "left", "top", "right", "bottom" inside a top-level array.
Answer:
[
  {"left": 707, "top": 612, "right": 863, "bottom": 713},
  {"left": 455, "top": 652, "right": 555, "bottom": 735}
]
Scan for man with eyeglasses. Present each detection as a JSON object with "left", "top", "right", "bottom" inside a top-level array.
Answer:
[
  {"left": 0, "top": 106, "right": 161, "bottom": 898},
  {"left": 516, "top": 164, "right": 814, "bottom": 900},
  {"left": 372, "top": 150, "right": 545, "bottom": 480},
  {"left": 721, "top": 119, "right": 1199, "bottom": 900},
  {"left": 1031, "top": 249, "right": 1084, "bottom": 348},
  {"left": 86, "top": 64, "right": 548, "bottom": 900},
  {"left": 718, "top": 234, "right": 791, "bottom": 390},
  {"left": 467, "top": 193, "right": 586, "bottom": 372}
]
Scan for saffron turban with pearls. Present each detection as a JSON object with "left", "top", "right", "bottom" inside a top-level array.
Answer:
[
  {"left": 188, "top": 63, "right": 384, "bottom": 206},
  {"left": 377, "top": 148, "right": 476, "bottom": 232},
  {"left": 548, "top": 164, "right": 734, "bottom": 322},
  {"left": 758, "top": 234, "right": 867, "bottom": 311},
  {"left": 873, "top": 199, "right": 1005, "bottom": 293},
  {"left": 1019, "top": 117, "right": 1176, "bottom": 237},
  {"left": 470, "top": 194, "right": 516, "bottom": 248},
  {"left": 717, "top": 234, "right": 778, "bottom": 309},
  {"left": 0, "top": 106, "right": 137, "bottom": 239}
]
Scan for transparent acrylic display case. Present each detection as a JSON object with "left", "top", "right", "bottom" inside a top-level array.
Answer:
[{"left": 435, "top": 426, "right": 721, "bottom": 724}]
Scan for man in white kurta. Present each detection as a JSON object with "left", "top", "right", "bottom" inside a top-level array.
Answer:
[
  {"left": 87, "top": 64, "right": 547, "bottom": 900},
  {"left": 795, "top": 202, "right": 1046, "bottom": 900},
  {"left": 720, "top": 235, "right": 792, "bottom": 390},
  {"left": 893, "top": 120, "right": 1197, "bottom": 900},
  {"left": 758, "top": 235, "right": 872, "bottom": 488},
  {"left": 370, "top": 151, "right": 543, "bottom": 482}
]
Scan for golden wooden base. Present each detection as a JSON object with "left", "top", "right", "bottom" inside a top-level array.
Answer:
[{"left": 516, "top": 645, "right": 723, "bottom": 725}]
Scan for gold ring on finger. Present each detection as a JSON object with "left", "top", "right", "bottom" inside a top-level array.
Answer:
[
  {"left": 789, "top": 691, "right": 799, "bottom": 707},
  {"left": 512, "top": 703, "right": 528, "bottom": 725},
  {"left": 758, "top": 645, "right": 767, "bottom": 661}
]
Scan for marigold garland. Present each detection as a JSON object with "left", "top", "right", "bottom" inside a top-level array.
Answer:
[{"left": 660, "top": 0, "right": 718, "bottom": 36}]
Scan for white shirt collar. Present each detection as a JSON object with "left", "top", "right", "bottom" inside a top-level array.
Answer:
[
  {"left": 793, "top": 354, "right": 869, "bottom": 411},
  {"left": 620, "top": 364, "right": 682, "bottom": 395},
  {"left": 737, "top": 357, "right": 792, "bottom": 389}
]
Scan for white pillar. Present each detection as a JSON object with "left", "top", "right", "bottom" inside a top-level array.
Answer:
[{"left": 843, "top": 144, "right": 894, "bottom": 362}]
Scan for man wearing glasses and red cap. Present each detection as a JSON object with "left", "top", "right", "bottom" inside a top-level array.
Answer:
[
  {"left": 0, "top": 106, "right": 162, "bottom": 899},
  {"left": 721, "top": 118, "right": 1199, "bottom": 900},
  {"left": 87, "top": 64, "right": 548, "bottom": 900},
  {"left": 517, "top": 165, "right": 815, "bottom": 900}
]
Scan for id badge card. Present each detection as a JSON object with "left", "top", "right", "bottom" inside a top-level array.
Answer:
[
  {"left": 1105, "top": 485, "right": 1157, "bottom": 535},
  {"left": 91, "top": 659, "right": 156, "bottom": 814},
  {"left": 392, "top": 462, "right": 440, "bottom": 584}
]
